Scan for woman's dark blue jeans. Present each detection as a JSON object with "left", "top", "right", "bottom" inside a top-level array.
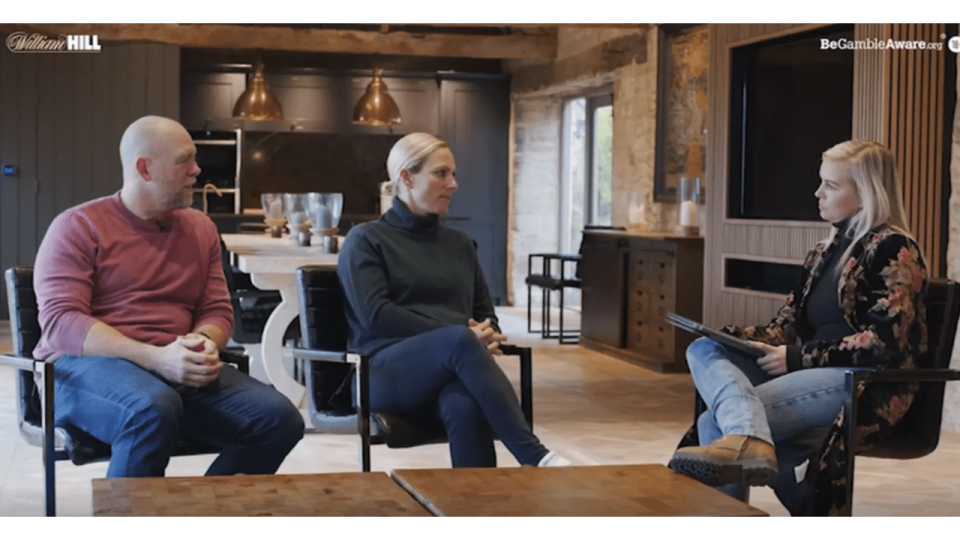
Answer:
[{"left": 364, "top": 325, "right": 548, "bottom": 467}]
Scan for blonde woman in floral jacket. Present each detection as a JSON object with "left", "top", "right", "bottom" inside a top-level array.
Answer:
[{"left": 669, "top": 140, "right": 928, "bottom": 515}]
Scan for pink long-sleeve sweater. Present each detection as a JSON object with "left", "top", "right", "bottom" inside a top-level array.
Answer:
[{"left": 32, "top": 192, "right": 234, "bottom": 362}]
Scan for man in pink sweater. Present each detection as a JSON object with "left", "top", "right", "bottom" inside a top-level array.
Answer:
[{"left": 32, "top": 115, "right": 304, "bottom": 477}]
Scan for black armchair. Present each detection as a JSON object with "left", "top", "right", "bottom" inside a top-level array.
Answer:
[
  {"left": 0, "top": 266, "right": 250, "bottom": 516},
  {"left": 219, "top": 237, "right": 282, "bottom": 345},
  {"left": 836, "top": 278, "right": 960, "bottom": 515},
  {"left": 524, "top": 252, "right": 581, "bottom": 344},
  {"left": 687, "top": 278, "right": 960, "bottom": 516},
  {"left": 291, "top": 265, "right": 534, "bottom": 472}
]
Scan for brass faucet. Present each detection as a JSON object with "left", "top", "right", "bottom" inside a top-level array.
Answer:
[{"left": 201, "top": 183, "right": 224, "bottom": 214}]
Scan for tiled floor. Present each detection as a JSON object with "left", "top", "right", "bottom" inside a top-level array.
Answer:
[{"left": 2, "top": 309, "right": 959, "bottom": 516}]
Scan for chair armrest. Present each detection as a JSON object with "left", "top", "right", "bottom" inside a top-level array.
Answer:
[
  {"left": 527, "top": 254, "right": 582, "bottom": 282},
  {"left": 530, "top": 253, "right": 581, "bottom": 263},
  {"left": 292, "top": 348, "right": 366, "bottom": 365},
  {"left": 0, "top": 353, "right": 43, "bottom": 373},
  {"left": 848, "top": 368, "right": 960, "bottom": 384},
  {"left": 499, "top": 344, "right": 525, "bottom": 356},
  {"left": 294, "top": 347, "right": 373, "bottom": 471},
  {"left": 219, "top": 350, "right": 250, "bottom": 375}
]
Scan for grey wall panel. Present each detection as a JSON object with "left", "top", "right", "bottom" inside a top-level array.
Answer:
[
  {"left": 440, "top": 78, "right": 510, "bottom": 305},
  {"left": 0, "top": 41, "right": 180, "bottom": 319}
]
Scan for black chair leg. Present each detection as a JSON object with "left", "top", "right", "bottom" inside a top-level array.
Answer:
[
  {"left": 556, "top": 288, "right": 580, "bottom": 344},
  {"left": 355, "top": 355, "right": 371, "bottom": 473},
  {"left": 41, "top": 361, "right": 56, "bottom": 517},
  {"left": 558, "top": 289, "right": 567, "bottom": 345},
  {"left": 558, "top": 288, "right": 565, "bottom": 343},
  {"left": 841, "top": 371, "right": 858, "bottom": 517},
  {"left": 527, "top": 284, "right": 538, "bottom": 334},
  {"left": 541, "top": 287, "right": 551, "bottom": 339},
  {"left": 519, "top": 349, "right": 533, "bottom": 430}
]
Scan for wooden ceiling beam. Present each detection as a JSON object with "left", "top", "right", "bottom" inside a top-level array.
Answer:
[
  {"left": 352, "top": 23, "right": 657, "bottom": 30},
  {"left": 0, "top": 23, "right": 558, "bottom": 59}
]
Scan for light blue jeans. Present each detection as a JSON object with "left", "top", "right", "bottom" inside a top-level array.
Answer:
[
  {"left": 686, "top": 337, "right": 864, "bottom": 450},
  {"left": 686, "top": 337, "right": 865, "bottom": 500}
]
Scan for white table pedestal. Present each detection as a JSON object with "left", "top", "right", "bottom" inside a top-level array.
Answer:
[{"left": 221, "top": 233, "right": 340, "bottom": 407}]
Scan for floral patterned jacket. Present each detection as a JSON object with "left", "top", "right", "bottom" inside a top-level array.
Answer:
[{"left": 677, "top": 226, "right": 928, "bottom": 515}]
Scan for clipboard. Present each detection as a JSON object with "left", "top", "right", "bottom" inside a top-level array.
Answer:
[{"left": 665, "top": 311, "right": 766, "bottom": 358}]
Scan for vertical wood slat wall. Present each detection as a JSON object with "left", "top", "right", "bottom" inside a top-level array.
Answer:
[
  {"left": 704, "top": 24, "right": 832, "bottom": 328},
  {"left": 886, "top": 23, "right": 947, "bottom": 277},
  {"left": 704, "top": 24, "right": 950, "bottom": 328},
  {"left": 0, "top": 40, "right": 179, "bottom": 319}
]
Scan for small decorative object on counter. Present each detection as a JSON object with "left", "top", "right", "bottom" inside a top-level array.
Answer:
[
  {"left": 283, "top": 193, "right": 312, "bottom": 245},
  {"left": 261, "top": 193, "right": 286, "bottom": 238},
  {"left": 308, "top": 192, "right": 343, "bottom": 253},
  {"left": 379, "top": 182, "right": 393, "bottom": 215},
  {"left": 627, "top": 192, "right": 651, "bottom": 233},
  {"left": 675, "top": 177, "right": 700, "bottom": 236}
]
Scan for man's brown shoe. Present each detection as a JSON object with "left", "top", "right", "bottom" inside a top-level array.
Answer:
[{"left": 668, "top": 434, "right": 778, "bottom": 487}]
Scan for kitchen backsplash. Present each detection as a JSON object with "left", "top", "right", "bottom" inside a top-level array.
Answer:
[{"left": 241, "top": 132, "right": 402, "bottom": 215}]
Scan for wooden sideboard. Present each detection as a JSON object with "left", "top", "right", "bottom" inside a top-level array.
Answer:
[{"left": 579, "top": 231, "right": 704, "bottom": 373}]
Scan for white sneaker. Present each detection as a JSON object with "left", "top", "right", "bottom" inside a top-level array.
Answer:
[{"left": 537, "top": 451, "right": 571, "bottom": 467}]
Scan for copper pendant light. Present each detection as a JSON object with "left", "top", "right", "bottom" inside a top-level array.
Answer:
[
  {"left": 352, "top": 68, "right": 402, "bottom": 126},
  {"left": 233, "top": 62, "right": 283, "bottom": 121}
]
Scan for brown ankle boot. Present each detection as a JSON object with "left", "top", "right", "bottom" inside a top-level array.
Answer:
[{"left": 668, "top": 434, "right": 778, "bottom": 487}]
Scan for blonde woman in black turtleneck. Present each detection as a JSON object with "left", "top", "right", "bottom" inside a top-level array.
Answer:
[
  {"left": 337, "top": 133, "right": 568, "bottom": 469},
  {"left": 669, "top": 140, "right": 928, "bottom": 514}
]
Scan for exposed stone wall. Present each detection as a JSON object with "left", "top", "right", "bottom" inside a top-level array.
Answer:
[
  {"left": 508, "top": 96, "right": 563, "bottom": 307},
  {"left": 610, "top": 30, "right": 677, "bottom": 231},
  {"left": 555, "top": 26, "right": 648, "bottom": 60},
  {"left": 504, "top": 26, "right": 960, "bottom": 436},
  {"left": 507, "top": 26, "right": 685, "bottom": 307}
]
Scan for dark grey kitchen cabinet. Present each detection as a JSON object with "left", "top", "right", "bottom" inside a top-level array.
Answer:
[
  {"left": 438, "top": 76, "right": 510, "bottom": 305},
  {"left": 178, "top": 68, "right": 511, "bottom": 304},
  {"left": 180, "top": 72, "right": 245, "bottom": 130},
  {"left": 180, "top": 71, "right": 438, "bottom": 135},
  {"left": 0, "top": 40, "right": 180, "bottom": 319}
]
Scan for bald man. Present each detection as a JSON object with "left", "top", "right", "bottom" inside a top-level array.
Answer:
[{"left": 32, "top": 115, "right": 304, "bottom": 478}]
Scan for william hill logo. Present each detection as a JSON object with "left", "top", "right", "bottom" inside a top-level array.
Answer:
[{"left": 6, "top": 32, "right": 102, "bottom": 53}]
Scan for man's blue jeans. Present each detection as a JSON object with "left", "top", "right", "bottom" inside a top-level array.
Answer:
[
  {"left": 364, "top": 325, "right": 549, "bottom": 468},
  {"left": 53, "top": 355, "right": 305, "bottom": 477}
]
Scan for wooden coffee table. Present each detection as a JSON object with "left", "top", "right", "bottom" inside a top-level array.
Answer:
[
  {"left": 391, "top": 464, "right": 768, "bottom": 517},
  {"left": 92, "top": 472, "right": 430, "bottom": 516}
]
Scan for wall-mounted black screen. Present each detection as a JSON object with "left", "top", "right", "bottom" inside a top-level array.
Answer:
[{"left": 728, "top": 25, "right": 854, "bottom": 221}]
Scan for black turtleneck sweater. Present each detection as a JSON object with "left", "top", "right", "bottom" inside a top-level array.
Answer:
[
  {"left": 337, "top": 197, "right": 498, "bottom": 356},
  {"left": 785, "top": 219, "right": 857, "bottom": 369}
]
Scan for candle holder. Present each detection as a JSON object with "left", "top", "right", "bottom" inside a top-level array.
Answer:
[
  {"left": 627, "top": 192, "right": 650, "bottom": 233},
  {"left": 283, "top": 193, "right": 312, "bottom": 245},
  {"left": 675, "top": 177, "right": 701, "bottom": 236},
  {"left": 307, "top": 192, "right": 343, "bottom": 253},
  {"left": 261, "top": 193, "right": 286, "bottom": 238}
]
